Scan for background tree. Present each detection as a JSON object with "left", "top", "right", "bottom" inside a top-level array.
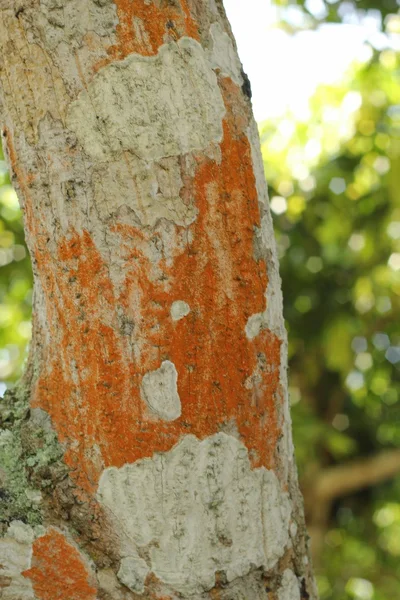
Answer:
[
  {"left": 274, "top": 0, "right": 399, "bottom": 29},
  {"left": 0, "top": 2, "right": 315, "bottom": 599},
  {"left": 261, "top": 3, "right": 400, "bottom": 598}
]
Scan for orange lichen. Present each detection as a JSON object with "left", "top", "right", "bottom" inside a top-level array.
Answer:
[
  {"left": 95, "top": 0, "right": 199, "bottom": 69},
  {"left": 22, "top": 529, "right": 97, "bottom": 600},
  {"left": 31, "top": 79, "right": 283, "bottom": 494}
]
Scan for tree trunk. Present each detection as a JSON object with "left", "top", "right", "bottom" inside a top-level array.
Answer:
[{"left": 0, "top": 1, "right": 317, "bottom": 598}]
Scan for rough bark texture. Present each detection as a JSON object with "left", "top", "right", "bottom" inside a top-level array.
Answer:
[{"left": 0, "top": 1, "right": 317, "bottom": 599}]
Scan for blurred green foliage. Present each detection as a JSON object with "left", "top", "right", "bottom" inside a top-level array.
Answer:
[
  {"left": 0, "top": 153, "right": 32, "bottom": 388},
  {"left": 275, "top": 0, "right": 400, "bottom": 29},
  {"left": 261, "top": 8, "right": 400, "bottom": 598}
]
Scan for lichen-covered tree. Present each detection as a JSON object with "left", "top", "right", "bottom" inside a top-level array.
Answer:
[{"left": 0, "top": 2, "right": 317, "bottom": 599}]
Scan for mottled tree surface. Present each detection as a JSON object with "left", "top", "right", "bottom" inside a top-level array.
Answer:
[{"left": 0, "top": 1, "right": 316, "bottom": 599}]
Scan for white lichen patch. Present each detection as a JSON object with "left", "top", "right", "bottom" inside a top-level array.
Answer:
[
  {"left": 0, "top": 522, "right": 35, "bottom": 599},
  {"left": 67, "top": 37, "right": 226, "bottom": 162},
  {"left": 245, "top": 119, "right": 296, "bottom": 480},
  {"left": 207, "top": 22, "right": 243, "bottom": 85},
  {"left": 117, "top": 556, "right": 150, "bottom": 595},
  {"left": 262, "top": 472, "right": 292, "bottom": 570},
  {"left": 97, "top": 433, "right": 291, "bottom": 596},
  {"left": 170, "top": 300, "right": 191, "bottom": 321},
  {"left": 246, "top": 120, "right": 286, "bottom": 340},
  {"left": 245, "top": 312, "right": 267, "bottom": 340},
  {"left": 256, "top": 216, "right": 286, "bottom": 338},
  {"left": 141, "top": 361, "right": 181, "bottom": 421},
  {"left": 37, "top": 0, "right": 118, "bottom": 50},
  {"left": 7, "top": 521, "right": 35, "bottom": 545},
  {"left": 278, "top": 570, "right": 301, "bottom": 600},
  {"left": 92, "top": 154, "right": 197, "bottom": 227},
  {"left": 0, "top": 15, "right": 68, "bottom": 145}
]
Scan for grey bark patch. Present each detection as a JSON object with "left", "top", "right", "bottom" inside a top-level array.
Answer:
[
  {"left": 0, "top": 522, "right": 35, "bottom": 599},
  {"left": 66, "top": 37, "right": 226, "bottom": 162},
  {"left": 278, "top": 569, "right": 301, "bottom": 600},
  {"left": 97, "top": 569, "right": 128, "bottom": 600},
  {"left": 207, "top": 22, "right": 243, "bottom": 86},
  {"left": 97, "top": 433, "right": 292, "bottom": 596},
  {"left": 170, "top": 300, "right": 191, "bottom": 321},
  {"left": 92, "top": 154, "right": 198, "bottom": 227},
  {"left": 37, "top": 0, "right": 118, "bottom": 50},
  {"left": 117, "top": 556, "right": 150, "bottom": 595},
  {"left": 0, "top": 15, "right": 69, "bottom": 146},
  {"left": 141, "top": 361, "right": 181, "bottom": 421},
  {"left": 7, "top": 521, "right": 35, "bottom": 545},
  {"left": 245, "top": 312, "right": 267, "bottom": 340}
]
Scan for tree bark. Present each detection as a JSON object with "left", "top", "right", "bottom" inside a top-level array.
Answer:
[{"left": 0, "top": 1, "right": 317, "bottom": 599}]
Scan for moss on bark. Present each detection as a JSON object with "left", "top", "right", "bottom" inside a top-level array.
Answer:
[{"left": 0, "top": 386, "right": 66, "bottom": 531}]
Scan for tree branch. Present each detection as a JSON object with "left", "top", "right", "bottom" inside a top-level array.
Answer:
[{"left": 313, "top": 449, "right": 400, "bottom": 501}]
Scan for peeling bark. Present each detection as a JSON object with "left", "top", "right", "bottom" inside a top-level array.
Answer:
[{"left": 0, "top": 1, "right": 317, "bottom": 598}]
